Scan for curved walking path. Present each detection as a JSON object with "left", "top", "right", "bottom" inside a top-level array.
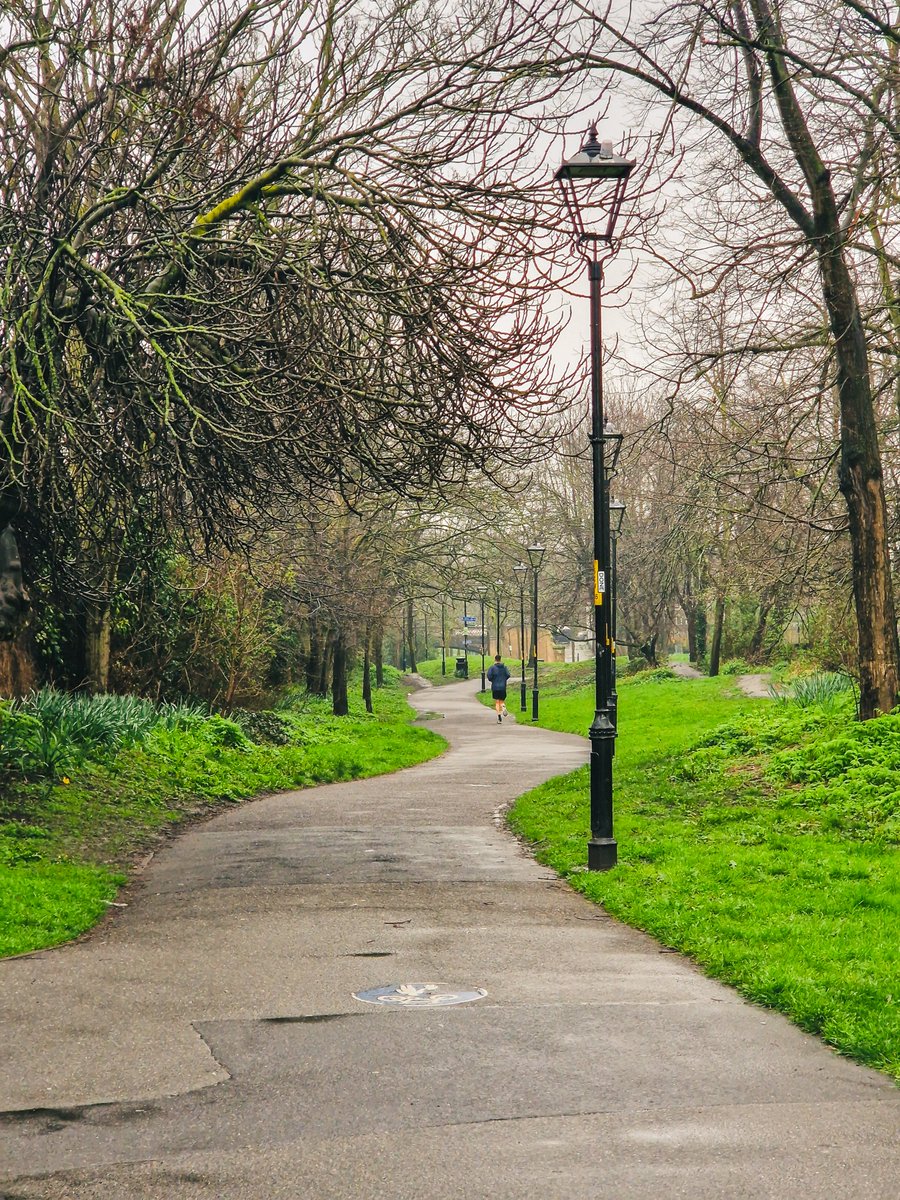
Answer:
[{"left": 1, "top": 680, "right": 897, "bottom": 1198}]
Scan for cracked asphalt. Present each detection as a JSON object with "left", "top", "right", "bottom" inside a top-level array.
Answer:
[{"left": 1, "top": 677, "right": 897, "bottom": 1199}]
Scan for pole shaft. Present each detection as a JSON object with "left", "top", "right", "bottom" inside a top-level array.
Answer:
[
  {"left": 480, "top": 598, "right": 486, "bottom": 691},
  {"left": 519, "top": 585, "right": 527, "bottom": 711},
  {"left": 531, "top": 571, "right": 539, "bottom": 721},
  {"left": 441, "top": 600, "right": 446, "bottom": 675},
  {"left": 587, "top": 257, "right": 617, "bottom": 869}
]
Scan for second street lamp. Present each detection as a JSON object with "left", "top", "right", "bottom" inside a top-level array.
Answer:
[
  {"left": 556, "top": 123, "right": 634, "bottom": 872},
  {"left": 441, "top": 594, "right": 447, "bottom": 676},
  {"left": 476, "top": 584, "right": 488, "bottom": 691},
  {"left": 527, "top": 545, "right": 545, "bottom": 720},
  {"left": 514, "top": 561, "right": 528, "bottom": 711},
  {"left": 494, "top": 580, "right": 503, "bottom": 658}
]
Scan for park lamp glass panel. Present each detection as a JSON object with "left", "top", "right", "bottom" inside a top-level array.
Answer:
[
  {"left": 526, "top": 545, "right": 546, "bottom": 572},
  {"left": 555, "top": 124, "right": 635, "bottom": 246},
  {"left": 609, "top": 499, "right": 626, "bottom": 535},
  {"left": 513, "top": 561, "right": 528, "bottom": 584}
]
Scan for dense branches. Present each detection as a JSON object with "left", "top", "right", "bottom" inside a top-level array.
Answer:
[{"left": 0, "top": 0, "right": 574, "bottom": 618}]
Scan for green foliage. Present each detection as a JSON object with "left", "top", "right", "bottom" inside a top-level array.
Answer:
[
  {"left": 0, "top": 690, "right": 209, "bottom": 779},
  {"left": 508, "top": 666, "right": 900, "bottom": 1080},
  {"left": 719, "top": 657, "right": 752, "bottom": 675},
  {"left": 777, "top": 671, "right": 857, "bottom": 710},
  {"left": 229, "top": 707, "right": 292, "bottom": 745},
  {"left": 622, "top": 666, "right": 678, "bottom": 685}
]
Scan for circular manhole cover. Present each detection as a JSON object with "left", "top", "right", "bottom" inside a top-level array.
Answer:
[{"left": 353, "top": 982, "right": 487, "bottom": 1008}]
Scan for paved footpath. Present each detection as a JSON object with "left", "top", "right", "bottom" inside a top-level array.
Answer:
[{"left": 1, "top": 679, "right": 897, "bottom": 1198}]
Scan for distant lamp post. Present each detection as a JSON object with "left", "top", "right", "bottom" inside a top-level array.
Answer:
[
  {"left": 527, "top": 545, "right": 545, "bottom": 720},
  {"left": 463, "top": 596, "right": 470, "bottom": 675},
  {"left": 441, "top": 594, "right": 447, "bottom": 676},
  {"left": 476, "top": 584, "right": 488, "bottom": 691},
  {"left": 514, "top": 561, "right": 528, "bottom": 712},
  {"left": 608, "top": 500, "right": 626, "bottom": 726},
  {"left": 556, "top": 123, "right": 634, "bottom": 872},
  {"left": 494, "top": 580, "right": 504, "bottom": 658}
]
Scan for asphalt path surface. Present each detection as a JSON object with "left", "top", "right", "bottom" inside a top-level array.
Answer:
[{"left": 1, "top": 678, "right": 897, "bottom": 1198}]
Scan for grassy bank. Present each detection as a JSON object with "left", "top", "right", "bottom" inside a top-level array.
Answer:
[
  {"left": 0, "top": 671, "right": 444, "bottom": 957},
  {"left": 510, "top": 663, "right": 900, "bottom": 1081}
]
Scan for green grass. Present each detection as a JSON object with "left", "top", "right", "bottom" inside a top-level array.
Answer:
[
  {"left": 509, "top": 663, "right": 900, "bottom": 1081},
  {"left": 0, "top": 672, "right": 445, "bottom": 957}
]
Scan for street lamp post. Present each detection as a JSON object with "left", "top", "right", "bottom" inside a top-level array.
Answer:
[
  {"left": 527, "top": 545, "right": 545, "bottom": 720},
  {"left": 494, "top": 580, "right": 503, "bottom": 658},
  {"left": 441, "top": 595, "right": 447, "bottom": 676},
  {"left": 476, "top": 584, "right": 488, "bottom": 691},
  {"left": 514, "top": 561, "right": 528, "bottom": 711},
  {"left": 556, "top": 124, "right": 634, "bottom": 872},
  {"left": 463, "top": 597, "right": 470, "bottom": 676},
  {"left": 609, "top": 500, "right": 626, "bottom": 726}
]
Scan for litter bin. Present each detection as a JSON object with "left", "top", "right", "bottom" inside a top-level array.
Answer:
[{"left": 454, "top": 656, "right": 469, "bottom": 679}]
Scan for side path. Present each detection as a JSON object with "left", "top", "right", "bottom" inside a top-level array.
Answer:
[{"left": 1, "top": 681, "right": 897, "bottom": 1198}]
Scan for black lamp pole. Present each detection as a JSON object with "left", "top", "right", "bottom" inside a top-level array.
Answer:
[
  {"left": 476, "top": 585, "right": 487, "bottom": 691},
  {"left": 495, "top": 582, "right": 502, "bottom": 658},
  {"left": 441, "top": 595, "right": 447, "bottom": 676},
  {"left": 527, "top": 545, "right": 545, "bottom": 720},
  {"left": 556, "top": 124, "right": 634, "bottom": 872},
  {"left": 514, "top": 562, "right": 528, "bottom": 711},
  {"left": 463, "top": 597, "right": 469, "bottom": 676},
  {"left": 609, "top": 501, "right": 625, "bottom": 726}
]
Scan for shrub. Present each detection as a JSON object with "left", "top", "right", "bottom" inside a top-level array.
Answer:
[
  {"left": 720, "top": 658, "right": 753, "bottom": 676},
  {"left": 777, "top": 672, "right": 856, "bottom": 711},
  {"left": 622, "top": 667, "right": 678, "bottom": 686},
  {"left": 230, "top": 707, "right": 292, "bottom": 745}
]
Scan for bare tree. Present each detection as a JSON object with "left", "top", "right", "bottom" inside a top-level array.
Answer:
[
  {"left": 563, "top": 0, "right": 900, "bottom": 714},
  {"left": 0, "top": 0, "right": 575, "bottom": 644}
]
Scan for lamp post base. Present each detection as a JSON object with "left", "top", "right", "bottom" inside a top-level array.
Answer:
[{"left": 587, "top": 837, "right": 617, "bottom": 871}]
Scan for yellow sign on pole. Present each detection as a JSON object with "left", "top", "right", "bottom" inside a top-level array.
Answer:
[{"left": 594, "top": 560, "right": 605, "bottom": 606}]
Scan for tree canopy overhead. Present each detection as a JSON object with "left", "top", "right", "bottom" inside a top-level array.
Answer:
[{"left": 0, "top": 0, "right": 575, "bottom": 611}]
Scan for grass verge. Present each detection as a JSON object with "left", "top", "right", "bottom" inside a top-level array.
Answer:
[
  {"left": 509, "top": 663, "right": 900, "bottom": 1081},
  {"left": 0, "top": 671, "right": 444, "bottom": 957}
]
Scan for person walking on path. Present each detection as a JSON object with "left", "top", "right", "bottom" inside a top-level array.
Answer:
[{"left": 487, "top": 653, "right": 511, "bottom": 721}]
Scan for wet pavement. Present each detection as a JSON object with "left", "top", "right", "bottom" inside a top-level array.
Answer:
[{"left": 1, "top": 678, "right": 896, "bottom": 1198}]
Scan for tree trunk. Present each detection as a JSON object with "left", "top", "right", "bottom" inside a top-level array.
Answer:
[
  {"left": 332, "top": 629, "right": 348, "bottom": 716},
  {"left": 750, "top": 0, "right": 900, "bottom": 716},
  {"left": 708, "top": 594, "right": 726, "bottom": 677},
  {"left": 684, "top": 601, "right": 698, "bottom": 664},
  {"left": 696, "top": 607, "right": 707, "bottom": 660},
  {"left": 84, "top": 601, "right": 112, "bottom": 693},
  {"left": 820, "top": 247, "right": 900, "bottom": 716},
  {"left": 406, "top": 597, "right": 417, "bottom": 673},
  {"left": 317, "top": 629, "right": 334, "bottom": 698},
  {"left": 306, "top": 619, "right": 322, "bottom": 695},
  {"left": 362, "top": 624, "right": 373, "bottom": 713},
  {"left": 748, "top": 594, "right": 774, "bottom": 661},
  {"left": 374, "top": 620, "right": 384, "bottom": 687}
]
